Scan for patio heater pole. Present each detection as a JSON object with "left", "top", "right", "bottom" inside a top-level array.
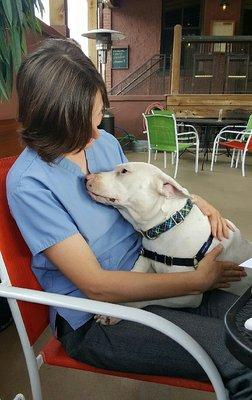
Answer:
[
  {"left": 82, "top": 29, "right": 125, "bottom": 135},
  {"left": 81, "top": 29, "right": 125, "bottom": 84}
]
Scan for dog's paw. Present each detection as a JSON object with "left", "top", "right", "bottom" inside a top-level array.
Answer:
[{"left": 94, "top": 314, "right": 121, "bottom": 325}]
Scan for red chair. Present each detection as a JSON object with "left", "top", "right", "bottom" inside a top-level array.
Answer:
[
  {"left": 211, "top": 115, "right": 252, "bottom": 176},
  {"left": 0, "top": 156, "right": 227, "bottom": 400}
]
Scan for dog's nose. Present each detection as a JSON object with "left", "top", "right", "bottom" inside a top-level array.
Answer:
[{"left": 86, "top": 174, "right": 96, "bottom": 189}]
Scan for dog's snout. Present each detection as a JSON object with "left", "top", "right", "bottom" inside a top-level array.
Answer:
[
  {"left": 86, "top": 174, "right": 97, "bottom": 187},
  {"left": 86, "top": 174, "right": 94, "bottom": 181}
]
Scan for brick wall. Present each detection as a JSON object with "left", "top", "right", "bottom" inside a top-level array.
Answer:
[{"left": 103, "top": 8, "right": 112, "bottom": 90}]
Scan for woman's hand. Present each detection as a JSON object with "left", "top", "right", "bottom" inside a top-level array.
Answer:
[
  {"left": 191, "top": 194, "right": 233, "bottom": 240},
  {"left": 196, "top": 244, "right": 246, "bottom": 291}
]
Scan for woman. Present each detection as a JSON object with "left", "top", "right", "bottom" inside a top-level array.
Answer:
[{"left": 7, "top": 39, "right": 251, "bottom": 399}]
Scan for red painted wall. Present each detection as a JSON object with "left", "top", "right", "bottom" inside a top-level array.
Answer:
[
  {"left": 203, "top": 0, "right": 242, "bottom": 35},
  {"left": 111, "top": 0, "right": 162, "bottom": 88},
  {"left": 110, "top": 95, "right": 166, "bottom": 139}
]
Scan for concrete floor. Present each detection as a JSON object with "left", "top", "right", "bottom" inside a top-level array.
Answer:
[{"left": 0, "top": 151, "right": 252, "bottom": 400}]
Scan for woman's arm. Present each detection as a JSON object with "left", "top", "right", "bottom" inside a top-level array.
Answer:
[
  {"left": 191, "top": 194, "right": 233, "bottom": 240},
  {"left": 44, "top": 233, "right": 245, "bottom": 303}
]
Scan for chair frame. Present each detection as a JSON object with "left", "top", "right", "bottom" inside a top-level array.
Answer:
[
  {"left": 211, "top": 125, "right": 252, "bottom": 176},
  {"left": 143, "top": 113, "right": 199, "bottom": 179},
  {"left": 0, "top": 252, "right": 228, "bottom": 400},
  {"left": 0, "top": 156, "right": 227, "bottom": 400},
  {"left": 142, "top": 102, "right": 165, "bottom": 134}
]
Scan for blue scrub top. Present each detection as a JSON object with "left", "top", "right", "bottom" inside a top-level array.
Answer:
[{"left": 7, "top": 130, "right": 142, "bottom": 330}]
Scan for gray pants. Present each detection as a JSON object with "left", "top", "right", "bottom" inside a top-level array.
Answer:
[{"left": 57, "top": 290, "right": 252, "bottom": 399}]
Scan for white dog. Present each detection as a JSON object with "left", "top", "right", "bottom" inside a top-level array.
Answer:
[{"left": 86, "top": 162, "right": 252, "bottom": 321}]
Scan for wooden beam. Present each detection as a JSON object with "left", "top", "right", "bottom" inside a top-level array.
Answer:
[
  {"left": 170, "top": 24, "right": 182, "bottom": 95},
  {"left": 87, "top": 0, "right": 98, "bottom": 67},
  {"left": 166, "top": 94, "right": 252, "bottom": 119},
  {"left": 49, "top": 0, "right": 68, "bottom": 36}
]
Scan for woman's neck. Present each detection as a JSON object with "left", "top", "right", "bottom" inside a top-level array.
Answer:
[{"left": 65, "top": 150, "right": 88, "bottom": 174}]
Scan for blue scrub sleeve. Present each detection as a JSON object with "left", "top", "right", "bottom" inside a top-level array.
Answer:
[{"left": 8, "top": 185, "right": 79, "bottom": 256}]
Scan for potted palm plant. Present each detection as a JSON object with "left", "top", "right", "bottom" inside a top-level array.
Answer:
[
  {"left": 0, "top": 0, "right": 43, "bottom": 101},
  {"left": 116, "top": 126, "right": 139, "bottom": 151}
]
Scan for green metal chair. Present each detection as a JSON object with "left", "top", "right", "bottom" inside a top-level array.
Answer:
[
  {"left": 143, "top": 113, "right": 199, "bottom": 179},
  {"left": 152, "top": 109, "right": 173, "bottom": 116},
  {"left": 152, "top": 109, "right": 200, "bottom": 151},
  {"left": 143, "top": 113, "right": 199, "bottom": 178}
]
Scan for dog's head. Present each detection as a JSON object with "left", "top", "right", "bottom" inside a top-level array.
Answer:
[{"left": 86, "top": 162, "right": 191, "bottom": 228}]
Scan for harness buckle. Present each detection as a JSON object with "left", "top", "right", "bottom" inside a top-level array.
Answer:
[
  {"left": 193, "top": 258, "right": 198, "bottom": 269},
  {"left": 164, "top": 255, "right": 173, "bottom": 266},
  {"left": 171, "top": 211, "right": 185, "bottom": 226},
  {"left": 145, "top": 231, "right": 157, "bottom": 240}
]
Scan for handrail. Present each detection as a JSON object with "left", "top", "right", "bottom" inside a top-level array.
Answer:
[
  {"left": 120, "top": 69, "right": 162, "bottom": 95},
  {"left": 110, "top": 54, "right": 166, "bottom": 95},
  {"left": 182, "top": 35, "right": 252, "bottom": 43},
  {"left": 111, "top": 54, "right": 164, "bottom": 91},
  {"left": 113, "top": 58, "right": 166, "bottom": 95}
]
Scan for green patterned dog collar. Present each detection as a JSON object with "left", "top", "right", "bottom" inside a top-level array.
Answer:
[{"left": 141, "top": 198, "right": 193, "bottom": 240}]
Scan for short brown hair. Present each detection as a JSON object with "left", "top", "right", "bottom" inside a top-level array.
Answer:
[{"left": 17, "top": 38, "right": 109, "bottom": 162}]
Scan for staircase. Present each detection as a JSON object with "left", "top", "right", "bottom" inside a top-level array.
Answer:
[{"left": 109, "top": 54, "right": 170, "bottom": 95}]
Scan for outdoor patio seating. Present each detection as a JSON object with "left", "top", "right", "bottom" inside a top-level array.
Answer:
[
  {"left": 211, "top": 115, "right": 252, "bottom": 177},
  {"left": 143, "top": 113, "right": 199, "bottom": 178},
  {"left": 0, "top": 156, "right": 228, "bottom": 400},
  {"left": 142, "top": 102, "right": 165, "bottom": 135},
  {"left": 152, "top": 109, "right": 199, "bottom": 145}
]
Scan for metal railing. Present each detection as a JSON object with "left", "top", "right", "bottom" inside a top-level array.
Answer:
[
  {"left": 180, "top": 35, "right": 252, "bottom": 94},
  {"left": 109, "top": 54, "right": 169, "bottom": 95}
]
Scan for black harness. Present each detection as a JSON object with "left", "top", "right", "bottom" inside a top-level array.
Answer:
[
  {"left": 140, "top": 235, "right": 214, "bottom": 268},
  {"left": 140, "top": 199, "right": 213, "bottom": 268}
]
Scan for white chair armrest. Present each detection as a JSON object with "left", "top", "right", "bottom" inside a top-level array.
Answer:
[
  {"left": 177, "top": 131, "right": 199, "bottom": 142},
  {"left": 177, "top": 131, "right": 197, "bottom": 136},
  {"left": 182, "top": 124, "right": 198, "bottom": 132},
  {"left": 240, "top": 131, "right": 252, "bottom": 136},
  {"left": 219, "top": 125, "right": 246, "bottom": 134},
  {"left": 215, "top": 130, "right": 245, "bottom": 142},
  {"left": 0, "top": 283, "right": 227, "bottom": 399}
]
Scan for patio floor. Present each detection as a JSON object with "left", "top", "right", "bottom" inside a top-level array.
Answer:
[{"left": 0, "top": 151, "right": 251, "bottom": 400}]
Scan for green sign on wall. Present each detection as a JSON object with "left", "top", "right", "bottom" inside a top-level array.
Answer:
[{"left": 111, "top": 47, "right": 129, "bottom": 69}]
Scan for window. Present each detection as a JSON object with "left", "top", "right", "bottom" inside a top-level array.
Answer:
[
  {"left": 241, "top": 0, "right": 252, "bottom": 35},
  {"left": 161, "top": 0, "right": 201, "bottom": 66}
]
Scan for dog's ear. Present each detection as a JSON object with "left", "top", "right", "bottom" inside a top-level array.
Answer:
[{"left": 157, "top": 172, "right": 191, "bottom": 199}]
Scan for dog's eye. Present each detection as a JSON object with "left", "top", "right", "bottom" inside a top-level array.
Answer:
[{"left": 121, "top": 168, "right": 128, "bottom": 174}]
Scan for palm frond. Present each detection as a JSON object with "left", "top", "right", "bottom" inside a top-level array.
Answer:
[{"left": 0, "top": 0, "right": 44, "bottom": 101}]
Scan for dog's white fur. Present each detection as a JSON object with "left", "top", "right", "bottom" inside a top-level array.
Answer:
[{"left": 87, "top": 162, "right": 252, "bottom": 316}]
